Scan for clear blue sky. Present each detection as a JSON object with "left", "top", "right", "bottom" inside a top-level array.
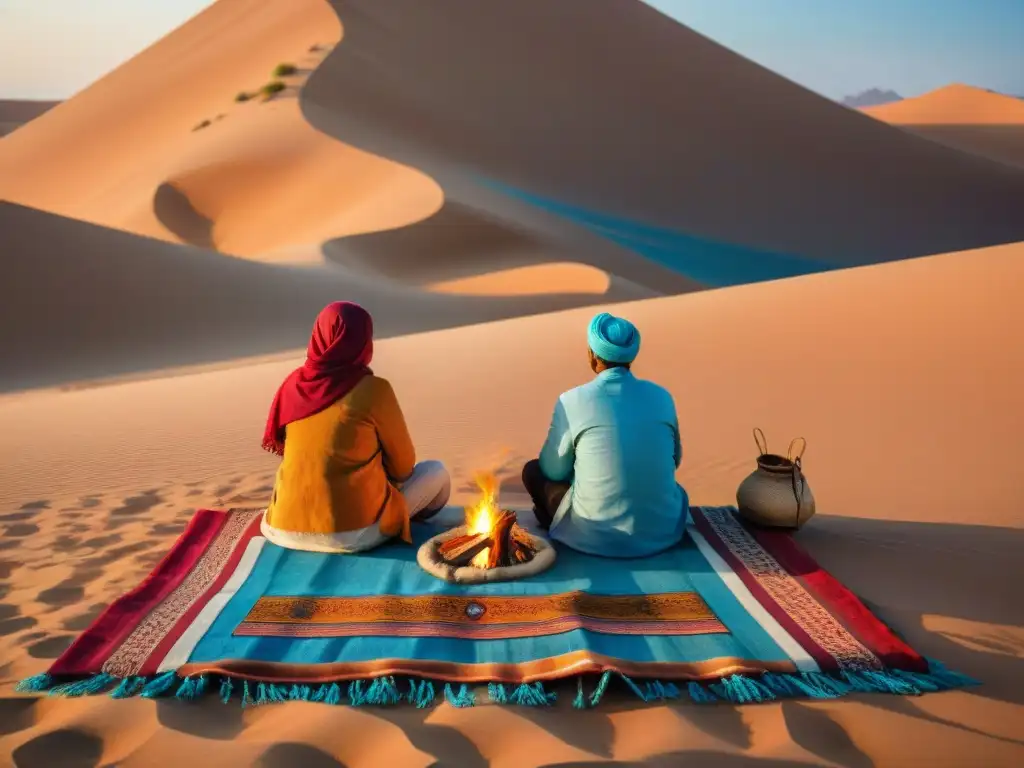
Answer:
[
  {"left": 1, "top": 0, "right": 1021, "bottom": 100},
  {"left": 646, "top": 0, "right": 1024, "bottom": 99}
]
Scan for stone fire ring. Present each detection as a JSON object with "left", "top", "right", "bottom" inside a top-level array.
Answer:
[{"left": 417, "top": 525, "right": 557, "bottom": 584}]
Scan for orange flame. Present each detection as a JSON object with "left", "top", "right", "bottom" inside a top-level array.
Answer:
[{"left": 466, "top": 471, "right": 499, "bottom": 567}]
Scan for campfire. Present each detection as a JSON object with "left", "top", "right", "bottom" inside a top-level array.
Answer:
[{"left": 436, "top": 473, "right": 541, "bottom": 569}]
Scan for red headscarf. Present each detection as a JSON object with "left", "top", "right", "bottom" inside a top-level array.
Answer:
[{"left": 262, "top": 302, "right": 374, "bottom": 455}]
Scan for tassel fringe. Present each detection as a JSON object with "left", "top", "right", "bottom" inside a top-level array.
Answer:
[{"left": 15, "top": 658, "right": 978, "bottom": 708}]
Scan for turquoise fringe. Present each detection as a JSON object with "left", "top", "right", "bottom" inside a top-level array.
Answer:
[
  {"left": 112, "top": 676, "right": 148, "bottom": 699},
  {"left": 408, "top": 679, "right": 436, "bottom": 708},
  {"left": 15, "top": 673, "right": 54, "bottom": 693},
  {"left": 140, "top": 670, "right": 178, "bottom": 699},
  {"left": 15, "top": 658, "right": 978, "bottom": 708},
  {"left": 443, "top": 683, "right": 477, "bottom": 708},
  {"left": 487, "top": 682, "right": 556, "bottom": 706}
]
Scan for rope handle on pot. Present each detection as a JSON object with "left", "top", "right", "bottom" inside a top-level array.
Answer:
[
  {"left": 788, "top": 438, "right": 807, "bottom": 527},
  {"left": 787, "top": 437, "right": 806, "bottom": 464},
  {"left": 752, "top": 428, "right": 768, "bottom": 456}
]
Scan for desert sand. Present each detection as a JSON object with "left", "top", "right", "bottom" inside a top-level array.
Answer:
[
  {"left": 863, "top": 84, "right": 1024, "bottom": 169},
  {"left": 2, "top": 0, "right": 1023, "bottom": 765},
  {"left": 2, "top": 241, "right": 1023, "bottom": 767}
]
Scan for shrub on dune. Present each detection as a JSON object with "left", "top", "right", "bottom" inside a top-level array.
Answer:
[
  {"left": 234, "top": 91, "right": 253, "bottom": 103},
  {"left": 272, "top": 63, "right": 297, "bottom": 77},
  {"left": 260, "top": 80, "right": 287, "bottom": 100}
]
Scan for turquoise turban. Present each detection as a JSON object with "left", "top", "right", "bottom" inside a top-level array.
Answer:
[{"left": 587, "top": 312, "right": 640, "bottom": 364}]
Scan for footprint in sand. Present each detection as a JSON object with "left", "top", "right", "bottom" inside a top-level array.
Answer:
[
  {"left": 255, "top": 744, "right": 345, "bottom": 768},
  {"left": 0, "top": 611, "right": 37, "bottom": 636},
  {"left": 156, "top": 698, "right": 247, "bottom": 741},
  {"left": 26, "top": 634, "right": 76, "bottom": 660},
  {"left": 213, "top": 485, "right": 237, "bottom": 500},
  {"left": 79, "top": 541, "right": 154, "bottom": 568},
  {"left": 13, "top": 728, "right": 103, "bottom": 768},
  {"left": 0, "top": 511, "right": 39, "bottom": 523},
  {"left": 80, "top": 533, "right": 121, "bottom": 550},
  {"left": 135, "top": 551, "right": 164, "bottom": 570},
  {"left": 107, "top": 490, "right": 162, "bottom": 522},
  {"left": 150, "top": 522, "right": 185, "bottom": 537},
  {"left": 53, "top": 535, "right": 81, "bottom": 552},
  {"left": 3, "top": 523, "right": 40, "bottom": 538},
  {"left": 0, "top": 696, "right": 38, "bottom": 737},
  {"left": 37, "top": 583, "right": 84, "bottom": 608},
  {"left": 63, "top": 603, "right": 107, "bottom": 632}
]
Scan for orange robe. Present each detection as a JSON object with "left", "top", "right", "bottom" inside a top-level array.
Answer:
[{"left": 265, "top": 375, "right": 416, "bottom": 543}]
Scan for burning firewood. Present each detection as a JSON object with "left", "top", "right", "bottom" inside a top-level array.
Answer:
[
  {"left": 511, "top": 526, "right": 534, "bottom": 549},
  {"left": 437, "top": 532, "right": 492, "bottom": 566},
  {"left": 486, "top": 510, "right": 518, "bottom": 569},
  {"left": 438, "top": 534, "right": 474, "bottom": 557},
  {"left": 511, "top": 539, "right": 529, "bottom": 563}
]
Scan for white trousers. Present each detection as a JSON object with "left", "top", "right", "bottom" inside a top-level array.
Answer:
[{"left": 260, "top": 460, "right": 451, "bottom": 554}]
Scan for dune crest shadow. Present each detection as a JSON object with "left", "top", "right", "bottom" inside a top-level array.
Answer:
[{"left": 154, "top": 182, "right": 215, "bottom": 249}]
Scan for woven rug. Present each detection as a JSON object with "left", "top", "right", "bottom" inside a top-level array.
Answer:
[{"left": 17, "top": 506, "right": 976, "bottom": 708}]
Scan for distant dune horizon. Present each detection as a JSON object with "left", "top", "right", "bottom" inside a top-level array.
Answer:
[{"left": 862, "top": 83, "right": 1024, "bottom": 168}]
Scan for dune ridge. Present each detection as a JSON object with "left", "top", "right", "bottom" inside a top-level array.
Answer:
[
  {"left": 864, "top": 84, "right": 1024, "bottom": 125},
  {"left": 303, "top": 0, "right": 1024, "bottom": 281},
  {"left": 0, "top": 201, "right": 641, "bottom": 393},
  {"left": 0, "top": 0, "right": 674, "bottom": 297},
  {"left": 0, "top": 0, "right": 446, "bottom": 267},
  {"left": 863, "top": 84, "right": 1024, "bottom": 168}
]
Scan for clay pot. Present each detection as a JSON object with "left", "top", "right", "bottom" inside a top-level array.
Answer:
[{"left": 736, "top": 428, "right": 816, "bottom": 529}]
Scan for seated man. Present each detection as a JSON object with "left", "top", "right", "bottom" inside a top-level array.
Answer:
[{"left": 522, "top": 312, "right": 688, "bottom": 557}]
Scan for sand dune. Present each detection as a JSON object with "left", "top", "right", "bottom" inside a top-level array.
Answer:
[
  {"left": 6, "top": 1, "right": 1024, "bottom": 299},
  {"left": 2, "top": 243, "right": 1022, "bottom": 765},
  {"left": 303, "top": 0, "right": 1024, "bottom": 281},
  {"left": 864, "top": 84, "right": 1024, "bottom": 125},
  {"left": 0, "top": 100, "right": 58, "bottom": 137},
  {"left": 0, "top": 202, "right": 639, "bottom": 393},
  {"left": 863, "top": 84, "right": 1024, "bottom": 168},
  {"left": 0, "top": 0, "right": 443, "bottom": 266},
  {"left": 0, "top": 0, "right": 684, "bottom": 296}
]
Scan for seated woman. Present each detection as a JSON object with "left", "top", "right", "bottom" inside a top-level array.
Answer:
[{"left": 260, "top": 301, "right": 450, "bottom": 553}]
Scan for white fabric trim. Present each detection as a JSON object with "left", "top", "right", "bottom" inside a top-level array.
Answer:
[
  {"left": 688, "top": 524, "right": 819, "bottom": 673},
  {"left": 156, "top": 536, "right": 267, "bottom": 673}
]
